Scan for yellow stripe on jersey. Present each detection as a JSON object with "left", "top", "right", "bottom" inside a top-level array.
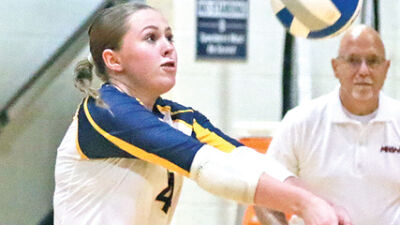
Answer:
[
  {"left": 135, "top": 97, "right": 145, "bottom": 106},
  {"left": 75, "top": 131, "right": 89, "bottom": 160},
  {"left": 156, "top": 105, "right": 171, "bottom": 113},
  {"left": 171, "top": 109, "right": 194, "bottom": 115},
  {"left": 75, "top": 102, "right": 89, "bottom": 160},
  {"left": 82, "top": 98, "right": 190, "bottom": 177},
  {"left": 174, "top": 119, "right": 192, "bottom": 129},
  {"left": 156, "top": 105, "right": 194, "bottom": 116},
  {"left": 193, "top": 119, "right": 236, "bottom": 153}
]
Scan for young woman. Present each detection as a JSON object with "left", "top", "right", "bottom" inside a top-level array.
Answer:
[{"left": 53, "top": 3, "right": 340, "bottom": 225}]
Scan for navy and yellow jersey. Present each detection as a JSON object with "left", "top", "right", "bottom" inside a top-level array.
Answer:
[{"left": 76, "top": 83, "right": 242, "bottom": 177}]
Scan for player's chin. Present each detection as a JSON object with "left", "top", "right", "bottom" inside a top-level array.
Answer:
[{"left": 158, "top": 79, "right": 176, "bottom": 94}]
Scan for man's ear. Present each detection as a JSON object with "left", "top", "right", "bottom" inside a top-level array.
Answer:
[
  {"left": 383, "top": 59, "right": 391, "bottom": 79},
  {"left": 331, "top": 58, "right": 339, "bottom": 79},
  {"left": 102, "top": 49, "right": 123, "bottom": 73}
]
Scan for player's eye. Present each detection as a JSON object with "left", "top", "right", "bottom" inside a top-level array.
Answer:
[
  {"left": 145, "top": 33, "right": 157, "bottom": 43},
  {"left": 166, "top": 34, "right": 174, "bottom": 43}
]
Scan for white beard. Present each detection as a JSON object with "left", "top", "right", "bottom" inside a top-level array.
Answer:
[{"left": 351, "top": 85, "right": 374, "bottom": 101}]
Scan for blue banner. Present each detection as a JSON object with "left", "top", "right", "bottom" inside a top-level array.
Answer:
[{"left": 196, "top": 0, "right": 248, "bottom": 60}]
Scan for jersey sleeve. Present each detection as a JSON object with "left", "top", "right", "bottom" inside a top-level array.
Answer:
[
  {"left": 77, "top": 95, "right": 204, "bottom": 177},
  {"left": 192, "top": 110, "right": 243, "bottom": 153}
]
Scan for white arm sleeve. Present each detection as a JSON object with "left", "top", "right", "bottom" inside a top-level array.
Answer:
[{"left": 190, "top": 145, "right": 295, "bottom": 204}]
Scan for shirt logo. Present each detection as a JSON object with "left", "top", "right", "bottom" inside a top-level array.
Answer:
[{"left": 380, "top": 146, "right": 400, "bottom": 153}]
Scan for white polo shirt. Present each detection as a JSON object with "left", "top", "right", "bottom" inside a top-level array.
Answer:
[{"left": 267, "top": 90, "right": 400, "bottom": 225}]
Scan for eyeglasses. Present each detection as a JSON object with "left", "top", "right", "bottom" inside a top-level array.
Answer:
[{"left": 337, "top": 55, "right": 386, "bottom": 69}]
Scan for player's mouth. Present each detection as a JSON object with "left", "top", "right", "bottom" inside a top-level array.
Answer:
[{"left": 161, "top": 61, "right": 176, "bottom": 73}]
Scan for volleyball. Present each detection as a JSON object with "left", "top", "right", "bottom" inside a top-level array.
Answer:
[{"left": 270, "top": 0, "right": 363, "bottom": 39}]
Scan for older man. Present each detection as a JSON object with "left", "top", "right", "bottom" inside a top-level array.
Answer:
[{"left": 256, "top": 25, "right": 399, "bottom": 225}]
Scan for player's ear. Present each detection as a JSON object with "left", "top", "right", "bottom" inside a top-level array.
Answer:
[{"left": 103, "top": 49, "right": 123, "bottom": 73}]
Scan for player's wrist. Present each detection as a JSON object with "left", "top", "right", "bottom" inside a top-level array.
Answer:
[
  {"left": 289, "top": 190, "right": 307, "bottom": 216},
  {"left": 297, "top": 192, "right": 337, "bottom": 221},
  {"left": 293, "top": 190, "right": 321, "bottom": 216}
]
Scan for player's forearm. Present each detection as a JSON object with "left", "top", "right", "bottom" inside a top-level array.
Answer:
[
  {"left": 190, "top": 145, "right": 338, "bottom": 225},
  {"left": 254, "top": 173, "right": 312, "bottom": 215},
  {"left": 254, "top": 173, "right": 339, "bottom": 225},
  {"left": 253, "top": 177, "right": 309, "bottom": 225},
  {"left": 252, "top": 177, "right": 309, "bottom": 225},
  {"left": 284, "top": 176, "right": 353, "bottom": 225},
  {"left": 190, "top": 145, "right": 295, "bottom": 204},
  {"left": 254, "top": 206, "right": 288, "bottom": 225}
]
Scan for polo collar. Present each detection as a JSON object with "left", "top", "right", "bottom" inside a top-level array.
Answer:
[
  {"left": 329, "top": 89, "right": 394, "bottom": 124},
  {"left": 373, "top": 93, "right": 397, "bottom": 122},
  {"left": 329, "top": 89, "right": 352, "bottom": 123}
]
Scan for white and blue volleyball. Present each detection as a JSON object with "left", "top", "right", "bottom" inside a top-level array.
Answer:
[{"left": 270, "top": 0, "right": 363, "bottom": 39}]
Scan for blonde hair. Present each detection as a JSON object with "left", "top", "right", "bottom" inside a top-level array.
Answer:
[{"left": 73, "top": 3, "right": 154, "bottom": 107}]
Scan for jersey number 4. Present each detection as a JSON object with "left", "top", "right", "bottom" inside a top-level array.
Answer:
[{"left": 156, "top": 171, "right": 175, "bottom": 214}]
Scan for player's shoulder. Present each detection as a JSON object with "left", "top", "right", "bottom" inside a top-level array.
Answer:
[{"left": 98, "top": 83, "right": 144, "bottom": 108}]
